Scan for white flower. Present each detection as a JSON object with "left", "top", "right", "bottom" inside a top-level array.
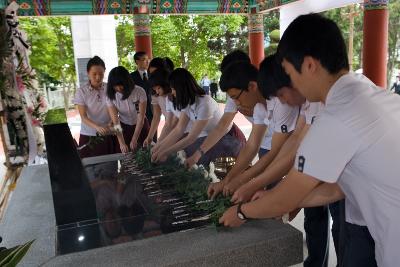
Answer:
[
  {"left": 113, "top": 124, "right": 123, "bottom": 133},
  {"left": 282, "top": 213, "right": 289, "bottom": 224},
  {"left": 191, "top": 164, "right": 199, "bottom": 170},
  {"left": 208, "top": 162, "right": 220, "bottom": 183},
  {"left": 177, "top": 150, "right": 186, "bottom": 165}
]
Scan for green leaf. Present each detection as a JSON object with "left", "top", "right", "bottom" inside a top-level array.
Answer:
[{"left": 3, "top": 240, "right": 34, "bottom": 267}]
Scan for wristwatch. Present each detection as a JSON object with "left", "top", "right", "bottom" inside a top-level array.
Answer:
[{"left": 237, "top": 202, "right": 248, "bottom": 220}]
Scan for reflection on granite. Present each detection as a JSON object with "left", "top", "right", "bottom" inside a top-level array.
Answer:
[
  {"left": 56, "top": 153, "right": 212, "bottom": 255},
  {"left": 44, "top": 123, "right": 97, "bottom": 225}
]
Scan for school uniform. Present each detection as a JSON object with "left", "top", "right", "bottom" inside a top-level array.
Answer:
[
  {"left": 151, "top": 95, "right": 167, "bottom": 116},
  {"left": 165, "top": 97, "right": 192, "bottom": 133},
  {"left": 295, "top": 73, "right": 400, "bottom": 267},
  {"left": 182, "top": 95, "right": 245, "bottom": 165},
  {"left": 74, "top": 82, "right": 115, "bottom": 158},
  {"left": 106, "top": 85, "right": 150, "bottom": 152},
  {"left": 300, "top": 101, "right": 340, "bottom": 267},
  {"left": 224, "top": 96, "right": 298, "bottom": 157}
]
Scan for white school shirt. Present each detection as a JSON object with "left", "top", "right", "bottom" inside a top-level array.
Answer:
[
  {"left": 300, "top": 100, "right": 323, "bottom": 125},
  {"left": 151, "top": 95, "right": 167, "bottom": 116},
  {"left": 183, "top": 95, "right": 228, "bottom": 138},
  {"left": 300, "top": 100, "right": 366, "bottom": 226},
  {"left": 295, "top": 73, "right": 400, "bottom": 267},
  {"left": 265, "top": 97, "right": 299, "bottom": 134},
  {"left": 224, "top": 96, "right": 271, "bottom": 149},
  {"left": 74, "top": 82, "right": 110, "bottom": 136},
  {"left": 165, "top": 98, "right": 192, "bottom": 133},
  {"left": 106, "top": 85, "right": 147, "bottom": 125}
]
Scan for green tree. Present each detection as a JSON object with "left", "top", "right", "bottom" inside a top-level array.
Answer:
[
  {"left": 264, "top": 10, "right": 280, "bottom": 57},
  {"left": 19, "top": 17, "right": 76, "bottom": 108},
  {"left": 115, "top": 14, "right": 247, "bottom": 80},
  {"left": 324, "top": 2, "right": 400, "bottom": 87}
]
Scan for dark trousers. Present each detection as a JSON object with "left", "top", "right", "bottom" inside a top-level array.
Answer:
[
  {"left": 211, "top": 90, "right": 217, "bottom": 98},
  {"left": 304, "top": 201, "right": 341, "bottom": 267},
  {"left": 114, "top": 119, "right": 150, "bottom": 153},
  {"left": 342, "top": 222, "right": 377, "bottom": 267}
]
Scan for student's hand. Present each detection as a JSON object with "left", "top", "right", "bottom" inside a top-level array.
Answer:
[
  {"left": 251, "top": 189, "right": 267, "bottom": 201},
  {"left": 231, "top": 182, "right": 257, "bottom": 204},
  {"left": 95, "top": 126, "right": 108, "bottom": 136},
  {"left": 143, "top": 138, "right": 152, "bottom": 148},
  {"left": 207, "top": 181, "right": 224, "bottom": 200},
  {"left": 154, "top": 151, "right": 168, "bottom": 163},
  {"left": 129, "top": 139, "right": 138, "bottom": 151},
  {"left": 219, "top": 205, "right": 245, "bottom": 228},
  {"left": 223, "top": 178, "right": 243, "bottom": 197},
  {"left": 185, "top": 151, "right": 201, "bottom": 169},
  {"left": 120, "top": 143, "right": 129, "bottom": 154}
]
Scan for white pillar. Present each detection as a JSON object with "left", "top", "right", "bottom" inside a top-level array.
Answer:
[{"left": 71, "top": 15, "right": 119, "bottom": 88}]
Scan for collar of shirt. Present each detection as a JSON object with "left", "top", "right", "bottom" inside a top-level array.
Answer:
[
  {"left": 138, "top": 70, "right": 147, "bottom": 79},
  {"left": 87, "top": 82, "right": 105, "bottom": 92},
  {"left": 326, "top": 72, "right": 375, "bottom": 106}
]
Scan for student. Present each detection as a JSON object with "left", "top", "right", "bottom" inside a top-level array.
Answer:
[
  {"left": 106, "top": 66, "right": 149, "bottom": 153},
  {"left": 143, "top": 69, "right": 174, "bottom": 147},
  {"left": 195, "top": 61, "right": 298, "bottom": 199},
  {"left": 151, "top": 68, "right": 243, "bottom": 165},
  {"left": 219, "top": 13, "right": 400, "bottom": 267},
  {"left": 231, "top": 54, "right": 339, "bottom": 267},
  {"left": 130, "top": 52, "right": 152, "bottom": 122},
  {"left": 184, "top": 50, "right": 257, "bottom": 169},
  {"left": 148, "top": 57, "right": 174, "bottom": 74},
  {"left": 73, "top": 56, "right": 113, "bottom": 158}
]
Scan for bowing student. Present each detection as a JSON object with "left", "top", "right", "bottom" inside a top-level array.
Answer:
[
  {"left": 73, "top": 56, "right": 113, "bottom": 158},
  {"left": 106, "top": 66, "right": 149, "bottom": 153},
  {"left": 151, "top": 68, "right": 243, "bottom": 165}
]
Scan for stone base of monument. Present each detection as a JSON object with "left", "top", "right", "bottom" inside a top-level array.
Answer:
[{"left": 0, "top": 165, "right": 303, "bottom": 267}]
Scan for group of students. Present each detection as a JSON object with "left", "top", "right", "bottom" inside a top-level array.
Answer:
[
  {"left": 74, "top": 51, "right": 244, "bottom": 165},
  {"left": 74, "top": 13, "right": 400, "bottom": 267}
]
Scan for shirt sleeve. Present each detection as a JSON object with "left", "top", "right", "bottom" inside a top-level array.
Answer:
[
  {"left": 224, "top": 96, "right": 238, "bottom": 113},
  {"left": 105, "top": 96, "right": 114, "bottom": 107},
  {"left": 272, "top": 101, "right": 299, "bottom": 133},
  {"left": 295, "top": 113, "right": 360, "bottom": 183},
  {"left": 73, "top": 87, "right": 85, "bottom": 106},
  {"left": 134, "top": 86, "right": 147, "bottom": 103},
  {"left": 195, "top": 97, "right": 214, "bottom": 120},
  {"left": 151, "top": 95, "right": 156, "bottom": 105},
  {"left": 165, "top": 99, "right": 173, "bottom": 113},
  {"left": 253, "top": 103, "right": 268, "bottom": 125}
]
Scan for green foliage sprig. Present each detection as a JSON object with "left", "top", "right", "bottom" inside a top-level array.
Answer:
[
  {"left": 134, "top": 148, "right": 231, "bottom": 227},
  {"left": 0, "top": 240, "right": 34, "bottom": 267}
]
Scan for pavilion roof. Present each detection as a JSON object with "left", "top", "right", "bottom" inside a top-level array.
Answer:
[{"left": 0, "top": 0, "right": 300, "bottom": 16}]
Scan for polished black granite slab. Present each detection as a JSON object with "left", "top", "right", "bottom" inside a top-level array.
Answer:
[{"left": 44, "top": 123, "right": 211, "bottom": 255}]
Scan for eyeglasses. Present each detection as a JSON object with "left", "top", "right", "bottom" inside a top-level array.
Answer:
[{"left": 231, "top": 89, "right": 245, "bottom": 100}]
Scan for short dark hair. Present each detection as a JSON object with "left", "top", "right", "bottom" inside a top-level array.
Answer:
[
  {"left": 277, "top": 13, "right": 349, "bottom": 74},
  {"left": 107, "top": 66, "right": 135, "bottom": 100},
  {"left": 168, "top": 68, "right": 205, "bottom": 111},
  {"left": 220, "top": 50, "right": 250, "bottom": 72},
  {"left": 134, "top": 51, "right": 147, "bottom": 62},
  {"left": 258, "top": 54, "right": 291, "bottom": 99},
  {"left": 149, "top": 57, "right": 175, "bottom": 72},
  {"left": 148, "top": 68, "right": 172, "bottom": 95},
  {"left": 219, "top": 61, "right": 258, "bottom": 93},
  {"left": 87, "top": 56, "right": 105, "bottom": 72}
]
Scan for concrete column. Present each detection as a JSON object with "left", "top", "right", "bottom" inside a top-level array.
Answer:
[
  {"left": 71, "top": 15, "right": 119, "bottom": 87},
  {"left": 248, "top": 13, "right": 265, "bottom": 68},
  {"left": 362, "top": 0, "right": 389, "bottom": 88}
]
